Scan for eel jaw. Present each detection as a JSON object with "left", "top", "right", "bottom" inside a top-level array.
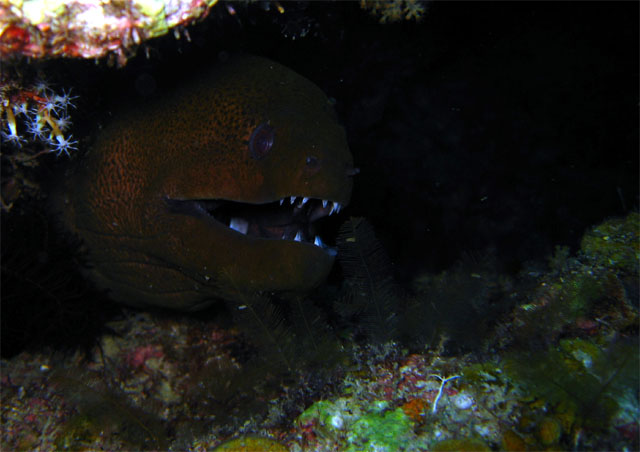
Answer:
[{"left": 165, "top": 196, "right": 344, "bottom": 256}]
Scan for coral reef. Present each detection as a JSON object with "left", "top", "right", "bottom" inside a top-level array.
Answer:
[
  {"left": 0, "top": 300, "right": 344, "bottom": 450},
  {"left": 2, "top": 209, "right": 637, "bottom": 451},
  {"left": 404, "top": 251, "right": 513, "bottom": 352},
  {"left": 581, "top": 212, "right": 639, "bottom": 274},
  {"left": 293, "top": 213, "right": 639, "bottom": 450},
  {"left": 294, "top": 343, "right": 514, "bottom": 451},
  {"left": 0, "top": 0, "right": 220, "bottom": 66},
  {"left": 501, "top": 213, "right": 639, "bottom": 351},
  {"left": 504, "top": 337, "right": 639, "bottom": 448},
  {"left": 1, "top": 2, "right": 636, "bottom": 450},
  {"left": 0, "top": 1, "right": 400, "bottom": 65}
]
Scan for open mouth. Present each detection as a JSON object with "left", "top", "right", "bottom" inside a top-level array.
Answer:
[{"left": 166, "top": 196, "right": 343, "bottom": 255}]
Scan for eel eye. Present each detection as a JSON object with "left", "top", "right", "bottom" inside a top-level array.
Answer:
[
  {"left": 249, "top": 122, "right": 275, "bottom": 160},
  {"left": 306, "top": 156, "right": 319, "bottom": 168}
]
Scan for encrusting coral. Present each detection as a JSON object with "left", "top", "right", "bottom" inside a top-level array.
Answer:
[{"left": 0, "top": 0, "right": 220, "bottom": 66}]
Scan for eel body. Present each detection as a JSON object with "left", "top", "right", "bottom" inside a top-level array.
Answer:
[{"left": 57, "top": 56, "right": 355, "bottom": 310}]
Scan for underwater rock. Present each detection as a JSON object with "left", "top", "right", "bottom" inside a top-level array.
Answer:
[{"left": 0, "top": 0, "right": 219, "bottom": 65}]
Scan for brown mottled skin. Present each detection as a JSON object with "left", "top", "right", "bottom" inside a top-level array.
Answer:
[{"left": 57, "top": 56, "right": 354, "bottom": 310}]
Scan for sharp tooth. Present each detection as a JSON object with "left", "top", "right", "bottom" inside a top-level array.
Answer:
[
  {"left": 322, "top": 199, "right": 328, "bottom": 208},
  {"left": 280, "top": 198, "right": 284, "bottom": 206},
  {"left": 229, "top": 218, "right": 249, "bottom": 234},
  {"left": 294, "top": 231, "right": 302, "bottom": 242},
  {"left": 314, "top": 236, "right": 323, "bottom": 247},
  {"left": 335, "top": 203, "right": 341, "bottom": 213},
  {"left": 290, "top": 196, "right": 296, "bottom": 204},
  {"left": 301, "top": 197, "right": 309, "bottom": 206},
  {"left": 329, "top": 202, "right": 337, "bottom": 215}
]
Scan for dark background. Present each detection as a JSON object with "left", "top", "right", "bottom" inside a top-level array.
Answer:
[
  {"left": 86, "top": 1, "right": 638, "bottom": 280},
  {"left": 2, "top": 1, "right": 638, "bottom": 356}
]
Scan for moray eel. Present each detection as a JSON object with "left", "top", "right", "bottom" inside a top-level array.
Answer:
[{"left": 57, "top": 55, "right": 355, "bottom": 311}]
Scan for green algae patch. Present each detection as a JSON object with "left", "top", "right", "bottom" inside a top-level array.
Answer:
[
  {"left": 559, "top": 338, "right": 602, "bottom": 370},
  {"left": 561, "top": 272, "right": 607, "bottom": 319},
  {"left": 299, "top": 400, "right": 338, "bottom": 427},
  {"left": 346, "top": 407, "right": 414, "bottom": 452},
  {"left": 213, "top": 435, "right": 288, "bottom": 451},
  {"left": 460, "top": 361, "right": 503, "bottom": 387},
  {"left": 431, "top": 437, "right": 491, "bottom": 451},
  {"left": 299, "top": 398, "right": 363, "bottom": 432},
  {"left": 504, "top": 337, "right": 638, "bottom": 432},
  {"left": 298, "top": 399, "right": 417, "bottom": 451},
  {"left": 580, "top": 212, "right": 639, "bottom": 272}
]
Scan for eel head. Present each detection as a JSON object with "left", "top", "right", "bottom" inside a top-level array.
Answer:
[{"left": 61, "top": 56, "right": 355, "bottom": 310}]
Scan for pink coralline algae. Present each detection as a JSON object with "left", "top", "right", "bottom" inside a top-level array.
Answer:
[{"left": 125, "top": 344, "right": 164, "bottom": 371}]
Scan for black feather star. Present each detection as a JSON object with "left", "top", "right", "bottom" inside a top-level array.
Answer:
[{"left": 335, "top": 217, "right": 399, "bottom": 342}]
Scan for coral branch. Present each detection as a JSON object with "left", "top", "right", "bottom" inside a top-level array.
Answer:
[{"left": 430, "top": 374, "right": 460, "bottom": 413}]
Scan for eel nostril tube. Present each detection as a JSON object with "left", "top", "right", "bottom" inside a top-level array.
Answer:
[{"left": 346, "top": 167, "right": 360, "bottom": 177}]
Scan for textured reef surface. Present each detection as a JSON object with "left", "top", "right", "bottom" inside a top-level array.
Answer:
[
  {"left": 1, "top": 1, "right": 638, "bottom": 451},
  {"left": 1, "top": 213, "right": 638, "bottom": 450}
]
